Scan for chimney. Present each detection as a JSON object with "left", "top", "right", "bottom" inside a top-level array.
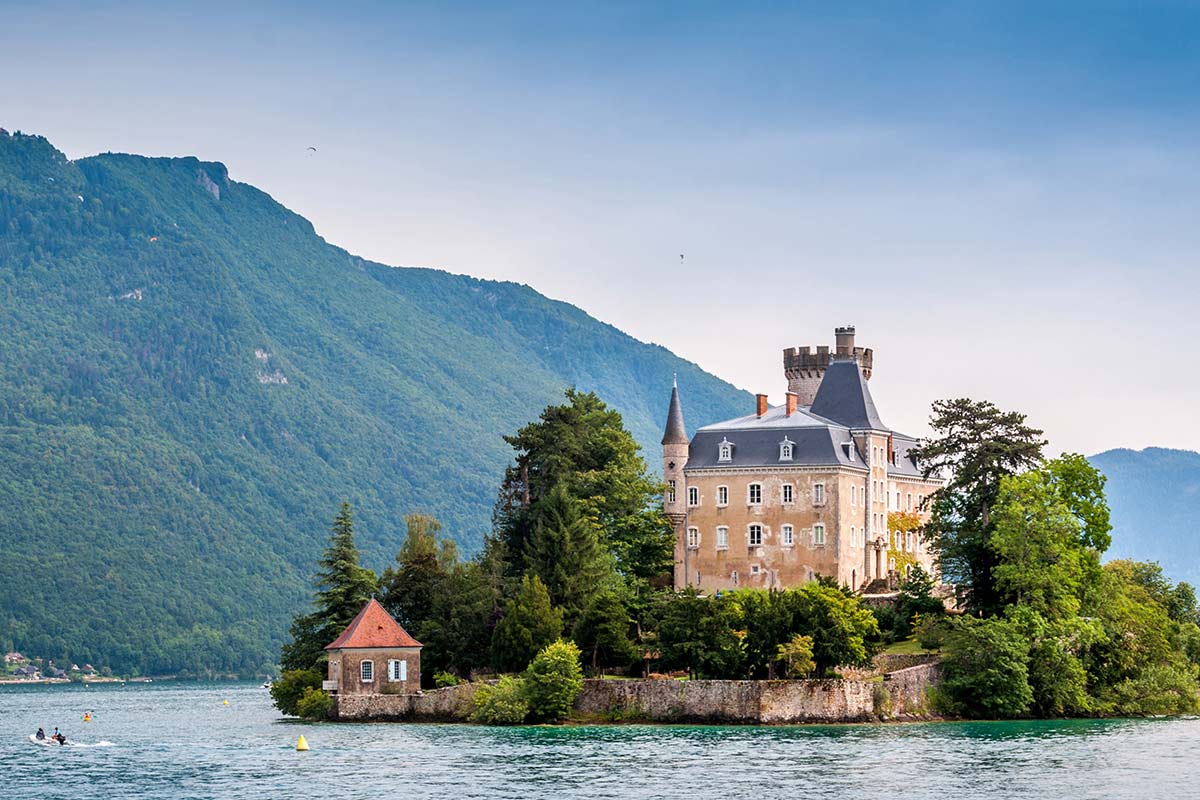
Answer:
[
  {"left": 835, "top": 325, "right": 856, "bottom": 358},
  {"left": 785, "top": 391, "right": 798, "bottom": 416},
  {"left": 756, "top": 393, "right": 769, "bottom": 417}
]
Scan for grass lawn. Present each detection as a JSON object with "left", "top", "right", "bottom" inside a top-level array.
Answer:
[{"left": 882, "top": 637, "right": 936, "bottom": 655}]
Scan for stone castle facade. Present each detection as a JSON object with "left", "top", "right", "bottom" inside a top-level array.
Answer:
[{"left": 662, "top": 326, "right": 942, "bottom": 593}]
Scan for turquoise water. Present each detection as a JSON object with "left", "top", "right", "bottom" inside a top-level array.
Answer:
[{"left": 2, "top": 681, "right": 1197, "bottom": 799}]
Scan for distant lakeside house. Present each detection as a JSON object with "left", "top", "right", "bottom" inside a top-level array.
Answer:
[{"left": 323, "top": 598, "right": 422, "bottom": 696}]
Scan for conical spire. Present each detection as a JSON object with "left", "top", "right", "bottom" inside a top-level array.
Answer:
[{"left": 662, "top": 375, "right": 688, "bottom": 445}]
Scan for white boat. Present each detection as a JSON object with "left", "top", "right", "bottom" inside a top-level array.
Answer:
[{"left": 29, "top": 734, "right": 65, "bottom": 746}]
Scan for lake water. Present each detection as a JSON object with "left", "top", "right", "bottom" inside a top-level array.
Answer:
[{"left": 2, "top": 681, "right": 1197, "bottom": 798}]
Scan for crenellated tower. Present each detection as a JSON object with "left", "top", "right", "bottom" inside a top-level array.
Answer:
[{"left": 783, "top": 325, "right": 874, "bottom": 406}]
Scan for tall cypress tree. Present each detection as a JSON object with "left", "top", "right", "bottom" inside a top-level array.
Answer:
[{"left": 523, "top": 483, "right": 609, "bottom": 628}]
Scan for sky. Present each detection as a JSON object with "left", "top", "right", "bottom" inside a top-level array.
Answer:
[{"left": 3, "top": 0, "right": 1199, "bottom": 455}]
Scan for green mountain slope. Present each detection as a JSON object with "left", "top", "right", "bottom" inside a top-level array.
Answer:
[
  {"left": 1089, "top": 447, "right": 1200, "bottom": 585},
  {"left": 0, "top": 131, "right": 750, "bottom": 675}
]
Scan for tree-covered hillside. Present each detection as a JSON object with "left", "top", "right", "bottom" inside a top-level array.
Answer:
[
  {"left": 1089, "top": 448, "right": 1200, "bottom": 584},
  {"left": 0, "top": 130, "right": 750, "bottom": 675}
]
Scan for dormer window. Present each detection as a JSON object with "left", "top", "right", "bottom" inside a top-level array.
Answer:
[
  {"left": 718, "top": 437, "right": 733, "bottom": 463},
  {"left": 779, "top": 437, "right": 794, "bottom": 461}
]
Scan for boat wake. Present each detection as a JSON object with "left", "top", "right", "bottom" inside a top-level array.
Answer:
[{"left": 28, "top": 735, "right": 115, "bottom": 748}]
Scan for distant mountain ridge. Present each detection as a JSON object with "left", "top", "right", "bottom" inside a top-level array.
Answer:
[
  {"left": 1088, "top": 447, "right": 1200, "bottom": 585},
  {"left": 0, "top": 130, "right": 750, "bottom": 674}
]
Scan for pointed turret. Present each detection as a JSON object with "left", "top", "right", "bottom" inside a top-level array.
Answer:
[{"left": 662, "top": 375, "right": 688, "bottom": 445}]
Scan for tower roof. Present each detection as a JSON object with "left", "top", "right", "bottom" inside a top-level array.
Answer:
[
  {"left": 662, "top": 378, "right": 688, "bottom": 445},
  {"left": 809, "top": 358, "right": 886, "bottom": 430},
  {"left": 325, "top": 598, "right": 422, "bottom": 650}
]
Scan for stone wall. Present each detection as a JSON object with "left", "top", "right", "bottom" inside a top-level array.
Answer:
[
  {"left": 333, "top": 683, "right": 477, "bottom": 721},
  {"left": 575, "top": 678, "right": 875, "bottom": 724},
  {"left": 332, "top": 664, "right": 941, "bottom": 724},
  {"left": 841, "top": 652, "right": 940, "bottom": 680},
  {"left": 879, "top": 662, "right": 941, "bottom": 719}
]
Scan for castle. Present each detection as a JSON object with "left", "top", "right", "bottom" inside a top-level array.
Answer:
[{"left": 662, "top": 326, "right": 942, "bottom": 593}]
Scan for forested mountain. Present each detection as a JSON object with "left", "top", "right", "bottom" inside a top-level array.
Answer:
[
  {"left": 1089, "top": 447, "right": 1200, "bottom": 585},
  {"left": 0, "top": 131, "right": 750, "bottom": 676}
]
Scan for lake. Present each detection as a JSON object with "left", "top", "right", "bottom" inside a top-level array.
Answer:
[{"left": 2, "top": 681, "right": 1196, "bottom": 798}]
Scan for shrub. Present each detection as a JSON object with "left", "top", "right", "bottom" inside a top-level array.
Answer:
[
  {"left": 938, "top": 616, "right": 1032, "bottom": 719},
  {"left": 470, "top": 676, "right": 529, "bottom": 725},
  {"left": 914, "top": 613, "right": 949, "bottom": 650},
  {"left": 1107, "top": 664, "right": 1200, "bottom": 716},
  {"left": 270, "top": 668, "right": 323, "bottom": 716},
  {"left": 434, "top": 670, "right": 460, "bottom": 688},
  {"left": 296, "top": 687, "right": 334, "bottom": 720},
  {"left": 523, "top": 640, "right": 585, "bottom": 723},
  {"left": 775, "top": 634, "right": 816, "bottom": 678}
]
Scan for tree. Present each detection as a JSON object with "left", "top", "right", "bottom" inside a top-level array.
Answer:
[
  {"left": 655, "top": 589, "right": 744, "bottom": 679},
  {"left": 380, "top": 514, "right": 455, "bottom": 634},
  {"left": 523, "top": 639, "right": 585, "bottom": 723},
  {"left": 938, "top": 616, "right": 1033, "bottom": 718},
  {"left": 776, "top": 634, "right": 816, "bottom": 678},
  {"left": 894, "top": 566, "right": 945, "bottom": 639},
  {"left": 573, "top": 591, "right": 637, "bottom": 674},
  {"left": 491, "top": 575, "right": 563, "bottom": 673},
  {"left": 523, "top": 483, "right": 610, "bottom": 627},
  {"left": 990, "top": 470, "right": 1091, "bottom": 620},
  {"left": 279, "top": 502, "right": 379, "bottom": 672},
  {"left": 495, "top": 389, "right": 672, "bottom": 585},
  {"left": 470, "top": 675, "right": 529, "bottom": 725},
  {"left": 792, "top": 582, "right": 880, "bottom": 677},
  {"left": 269, "top": 668, "right": 323, "bottom": 717},
  {"left": 909, "top": 398, "right": 1046, "bottom": 615}
]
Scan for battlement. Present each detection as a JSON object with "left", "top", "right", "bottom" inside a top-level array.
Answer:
[{"left": 783, "top": 326, "right": 873, "bottom": 405}]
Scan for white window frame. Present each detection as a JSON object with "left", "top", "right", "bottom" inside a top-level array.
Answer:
[
  {"left": 813, "top": 524, "right": 826, "bottom": 546},
  {"left": 813, "top": 483, "right": 825, "bottom": 506},
  {"left": 781, "top": 524, "right": 794, "bottom": 547},
  {"left": 782, "top": 484, "right": 794, "bottom": 504},
  {"left": 750, "top": 564, "right": 761, "bottom": 575},
  {"left": 718, "top": 438, "right": 733, "bottom": 463},
  {"left": 716, "top": 526, "right": 729, "bottom": 550},
  {"left": 360, "top": 659, "right": 374, "bottom": 683},
  {"left": 716, "top": 485, "right": 729, "bottom": 507},
  {"left": 747, "top": 524, "right": 763, "bottom": 547},
  {"left": 779, "top": 438, "right": 794, "bottom": 461},
  {"left": 687, "top": 486, "right": 700, "bottom": 507},
  {"left": 388, "top": 658, "right": 407, "bottom": 682},
  {"left": 687, "top": 526, "right": 700, "bottom": 550},
  {"left": 747, "top": 483, "right": 762, "bottom": 505},
  {"left": 667, "top": 479, "right": 676, "bottom": 504},
  {"left": 906, "top": 493, "right": 913, "bottom": 512}
]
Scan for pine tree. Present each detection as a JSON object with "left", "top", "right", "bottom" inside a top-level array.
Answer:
[
  {"left": 279, "top": 502, "right": 378, "bottom": 671},
  {"left": 380, "top": 513, "right": 455, "bottom": 633},
  {"left": 523, "top": 483, "right": 609, "bottom": 627},
  {"left": 491, "top": 575, "right": 563, "bottom": 673}
]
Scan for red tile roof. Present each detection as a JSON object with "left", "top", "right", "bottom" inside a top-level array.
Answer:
[{"left": 324, "top": 598, "right": 422, "bottom": 650}]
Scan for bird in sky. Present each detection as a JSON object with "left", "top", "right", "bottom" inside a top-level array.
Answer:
[
  {"left": 307, "top": 146, "right": 318, "bottom": 153},
  {"left": 679, "top": 254, "right": 684, "bottom": 262}
]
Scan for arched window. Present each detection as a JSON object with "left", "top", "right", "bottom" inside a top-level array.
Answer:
[
  {"left": 716, "top": 485, "right": 729, "bottom": 506},
  {"left": 718, "top": 437, "right": 734, "bottom": 462},
  {"left": 779, "top": 437, "right": 794, "bottom": 461},
  {"left": 747, "top": 524, "right": 763, "bottom": 547},
  {"left": 360, "top": 660, "right": 374, "bottom": 682},
  {"left": 687, "top": 486, "right": 699, "bottom": 507},
  {"left": 687, "top": 527, "right": 700, "bottom": 549},
  {"left": 716, "top": 526, "right": 729, "bottom": 549}
]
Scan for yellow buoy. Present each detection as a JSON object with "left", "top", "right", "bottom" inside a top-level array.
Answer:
[
  {"left": 296, "top": 735, "right": 310, "bottom": 751},
  {"left": 223, "top": 700, "right": 229, "bottom": 706}
]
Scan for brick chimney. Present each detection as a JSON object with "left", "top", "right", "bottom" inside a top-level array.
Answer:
[
  {"left": 785, "top": 391, "right": 798, "bottom": 416},
  {"left": 756, "top": 393, "right": 769, "bottom": 417}
]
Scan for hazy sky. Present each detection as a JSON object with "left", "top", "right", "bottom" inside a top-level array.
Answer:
[{"left": 3, "top": 1, "right": 1199, "bottom": 454}]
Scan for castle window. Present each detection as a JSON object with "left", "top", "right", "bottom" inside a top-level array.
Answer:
[
  {"left": 849, "top": 526, "right": 856, "bottom": 546},
  {"left": 813, "top": 524, "right": 826, "bottom": 546},
  {"left": 687, "top": 527, "right": 700, "bottom": 549},
  {"left": 731, "top": 570, "right": 739, "bottom": 586},
  {"left": 750, "top": 564, "right": 761, "bottom": 575},
  {"left": 895, "top": 491, "right": 901, "bottom": 509},
  {"left": 779, "top": 437, "right": 794, "bottom": 461},
  {"left": 862, "top": 527, "right": 868, "bottom": 547},
  {"left": 716, "top": 526, "right": 729, "bottom": 549},
  {"left": 360, "top": 659, "right": 374, "bottom": 683},
  {"left": 388, "top": 659, "right": 407, "bottom": 682},
  {"left": 813, "top": 483, "right": 825, "bottom": 505},
  {"left": 782, "top": 484, "right": 794, "bottom": 504},
  {"left": 667, "top": 480, "right": 676, "bottom": 504},
  {"left": 688, "top": 486, "right": 699, "bottom": 507},
  {"left": 907, "top": 493, "right": 913, "bottom": 511},
  {"left": 782, "top": 524, "right": 794, "bottom": 546},
  {"left": 717, "top": 485, "right": 729, "bottom": 506},
  {"left": 748, "top": 483, "right": 762, "bottom": 505},
  {"left": 748, "top": 524, "right": 763, "bottom": 547},
  {"left": 718, "top": 438, "right": 733, "bottom": 463},
  {"left": 851, "top": 485, "right": 857, "bottom": 505}
]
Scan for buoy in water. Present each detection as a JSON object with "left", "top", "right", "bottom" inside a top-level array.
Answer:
[
  {"left": 83, "top": 713, "right": 92, "bottom": 722},
  {"left": 223, "top": 700, "right": 229, "bottom": 706},
  {"left": 296, "top": 735, "right": 310, "bottom": 751}
]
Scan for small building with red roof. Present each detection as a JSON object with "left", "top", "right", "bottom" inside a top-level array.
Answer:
[{"left": 324, "top": 598, "right": 422, "bottom": 695}]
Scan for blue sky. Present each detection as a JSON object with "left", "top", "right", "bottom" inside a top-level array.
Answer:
[{"left": 3, "top": 1, "right": 1199, "bottom": 454}]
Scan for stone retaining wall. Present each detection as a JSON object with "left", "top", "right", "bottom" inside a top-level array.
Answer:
[
  {"left": 841, "top": 653, "right": 940, "bottom": 680},
  {"left": 333, "top": 663, "right": 941, "bottom": 724}
]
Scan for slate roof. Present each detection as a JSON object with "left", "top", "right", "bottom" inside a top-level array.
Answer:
[
  {"left": 325, "top": 598, "right": 422, "bottom": 650},
  {"left": 687, "top": 424, "right": 863, "bottom": 470},
  {"left": 809, "top": 358, "right": 886, "bottom": 430},
  {"left": 661, "top": 379, "right": 688, "bottom": 445}
]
